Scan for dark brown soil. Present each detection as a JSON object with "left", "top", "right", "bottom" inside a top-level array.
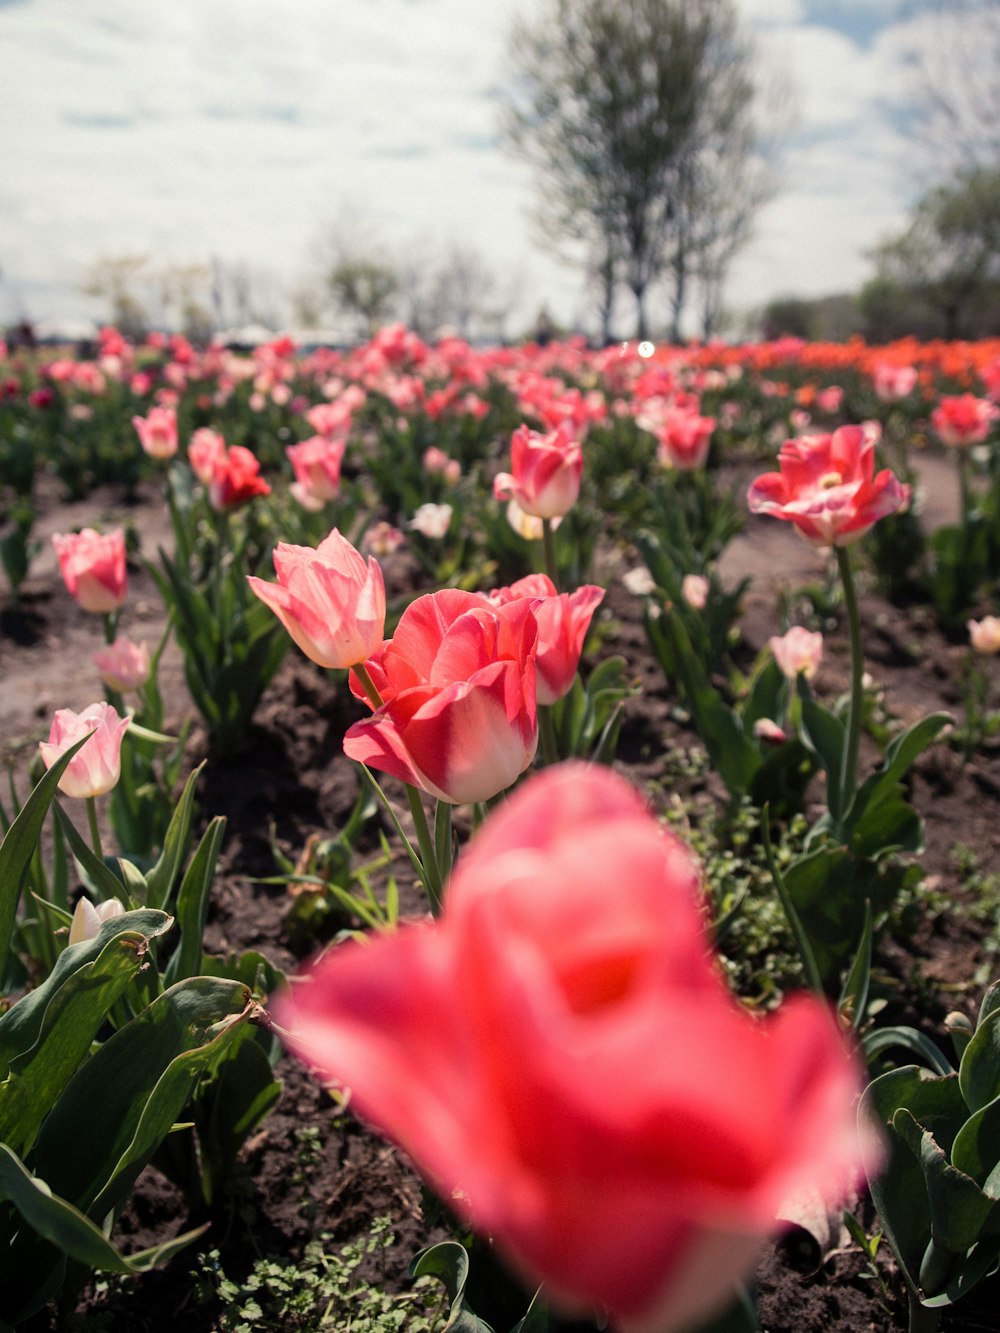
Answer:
[{"left": 4, "top": 455, "right": 1000, "bottom": 1332}]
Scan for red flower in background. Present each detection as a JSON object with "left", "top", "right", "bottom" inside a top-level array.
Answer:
[{"left": 208, "top": 443, "right": 271, "bottom": 511}]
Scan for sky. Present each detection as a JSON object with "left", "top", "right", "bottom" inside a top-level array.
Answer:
[{"left": 0, "top": 0, "right": 961, "bottom": 339}]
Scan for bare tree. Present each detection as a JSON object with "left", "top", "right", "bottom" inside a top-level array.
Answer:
[
  {"left": 81, "top": 254, "right": 153, "bottom": 338},
  {"left": 501, "top": 0, "right": 771, "bottom": 340},
  {"left": 902, "top": 0, "right": 1000, "bottom": 173}
]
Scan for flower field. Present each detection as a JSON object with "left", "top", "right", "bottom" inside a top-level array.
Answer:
[{"left": 4, "top": 326, "right": 1000, "bottom": 1331}]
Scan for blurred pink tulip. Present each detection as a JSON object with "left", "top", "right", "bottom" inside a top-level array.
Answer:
[
  {"left": 92, "top": 636, "right": 150, "bottom": 693},
  {"left": 188, "top": 428, "right": 227, "bottom": 484},
  {"left": 493, "top": 422, "right": 583, "bottom": 519},
  {"left": 931, "top": 394, "right": 999, "bottom": 448},
  {"left": 968, "top": 615, "right": 1000, "bottom": 655},
  {"left": 39, "top": 702, "right": 130, "bottom": 799},
  {"left": 247, "top": 528, "right": 386, "bottom": 670},
  {"left": 770, "top": 626, "right": 823, "bottom": 680},
  {"left": 345, "top": 588, "right": 538, "bottom": 804},
  {"left": 52, "top": 527, "right": 127, "bottom": 613},
  {"left": 286, "top": 434, "right": 345, "bottom": 504},
  {"left": 132, "top": 405, "right": 178, "bottom": 459},
  {"left": 275, "top": 763, "right": 868, "bottom": 1333}
]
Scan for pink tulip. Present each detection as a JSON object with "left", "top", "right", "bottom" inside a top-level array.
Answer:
[
  {"left": 247, "top": 529, "right": 386, "bottom": 670},
  {"left": 490, "top": 573, "right": 604, "bottom": 705},
  {"left": 188, "top": 428, "right": 227, "bottom": 485},
  {"left": 968, "top": 615, "right": 1000, "bottom": 655},
  {"left": 493, "top": 422, "right": 583, "bottom": 519},
  {"left": 132, "top": 405, "right": 178, "bottom": 459},
  {"left": 770, "top": 626, "right": 823, "bottom": 681},
  {"left": 286, "top": 435, "right": 345, "bottom": 504},
  {"left": 344, "top": 589, "right": 538, "bottom": 804},
  {"left": 930, "top": 394, "right": 999, "bottom": 448},
  {"left": 682, "top": 574, "right": 710, "bottom": 610},
  {"left": 39, "top": 702, "right": 130, "bottom": 799},
  {"left": 747, "top": 424, "right": 910, "bottom": 547},
  {"left": 657, "top": 407, "right": 716, "bottom": 471},
  {"left": 275, "top": 763, "right": 867, "bottom": 1333},
  {"left": 92, "top": 635, "right": 150, "bottom": 693},
  {"left": 208, "top": 443, "right": 271, "bottom": 511},
  {"left": 52, "top": 527, "right": 127, "bottom": 613},
  {"left": 872, "top": 362, "right": 917, "bottom": 401}
]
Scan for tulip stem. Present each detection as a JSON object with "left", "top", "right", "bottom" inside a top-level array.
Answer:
[
  {"left": 835, "top": 544, "right": 864, "bottom": 827},
  {"left": 86, "top": 797, "right": 104, "bottom": 863},
  {"left": 102, "top": 610, "right": 119, "bottom": 645},
  {"left": 538, "top": 704, "right": 559, "bottom": 766},
  {"left": 405, "top": 785, "right": 443, "bottom": 915},
  {"left": 541, "top": 518, "right": 559, "bottom": 590},
  {"left": 353, "top": 662, "right": 384, "bottom": 710},
  {"left": 434, "top": 800, "right": 453, "bottom": 885}
]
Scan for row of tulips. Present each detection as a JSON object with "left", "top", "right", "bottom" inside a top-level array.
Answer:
[{"left": 5, "top": 326, "right": 1000, "bottom": 1330}]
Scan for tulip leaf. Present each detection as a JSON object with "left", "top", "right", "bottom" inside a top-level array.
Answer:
[
  {"left": 0, "top": 909, "right": 173, "bottom": 1076},
  {"left": 980, "top": 982, "right": 1000, "bottom": 1030},
  {"left": 145, "top": 762, "right": 203, "bottom": 911},
  {"left": 32, "top": 976, "right": 252, "bottom": 1220},
  {"left": 951, "top": 1094, "right": 1000, "bottom": 1191},
  {"left": 0, "top": 735, "right": 91, "bottom": 980},
  {"left": 846, "top": 712, "right": 951, "bottom": 834},
  {"left": 52, "top": 802, "right": 128, "bottom": 904},
  {"left": 797, "top": 692, "right": 846, "bottom": 823},
  {"left": 894, "top": 1110, "right": 997, "bottom": 1268},
  {"left": 960, "top": 1009, "right": 1000, "bottom": 1115},
  {"left": 0, "top": 932, "right": 149, "bottom": 1155},
  {"left": 409, "top": 1240, "right": 496, "bottom": 1332},
  {"left": 163, "top": 816, "right": 226, "bottom": 987},
  {"left": 0, "top": 1142, "right": 208, "bottom": 1326}
]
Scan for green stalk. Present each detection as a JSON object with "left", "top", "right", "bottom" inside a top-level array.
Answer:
[
  {"left": 835, "top": 544, "right": 864, "bottom": 824},
  {"left": 537, "top": 704, "right": 559, "bottom": 766},
  {"left": 86, "top": 796, "right": 104, "bottom": 864},
  {"left": 352, "top": 661, "right": 384, "bottom": 710},
  {"left": 353, "top": 663, "right": 443, "bottom": 914},
  {"left": 541, "top": 517, "right": 559, "bottom": 589},
  {"left": 762, "top": 806, "right": 824, "bottom": 996},
  {"left": 405, "top": 786, "right": 443, "bottom": 915}
]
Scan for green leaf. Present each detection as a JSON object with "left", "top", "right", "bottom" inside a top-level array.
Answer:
[
  {"left": 0, "top": 1141, "right": 209, "bottom": 1323},
  {"left": 846, "top": 713, "right": 951, "bottom": 838},
  {"left": 0, "top": 735, "right": 91, "bottom": 979},
  {"left": 409, "top": 1241, "right": 495, "bottom": 1332},
  {"left": 797, "top": 689, "right": 846, "bottom": 822},
  {"left": 863, "top": 1027, "right": 955, "bottom": 1077},
  {"left": 838, "top": 899, "right": 873, "bottom": 1032},
  {"left": 52, "top": 803, "right": 127, "bottom": 904},
  {"left": 163, "top": 817, "right": 226, "bottom": 987},
  {"left": 0, "top": 910, "right": 173, "bottom": 1076},
  {"left": 0, "top": 932, "right": 149, "bottom": 1155},
  {"left": 32, "top": 977, "right": 252, "bottom": 1221},
  {"left": 961, "top": 1009, "right": 1000, "bottom": 1115},
  {"left": 952, "top": 1095, "right": 1000, "bottom": 1191},
  {"left": 145, "top": 763, "right": 203, "bottom": 911}
]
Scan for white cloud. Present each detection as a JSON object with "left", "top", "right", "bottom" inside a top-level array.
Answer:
[{"left": 0, "top": 0, "right": 943, "bottom": 334}]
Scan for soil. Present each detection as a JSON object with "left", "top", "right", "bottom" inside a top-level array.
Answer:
[{"left": 4, "top": 453, "right": 1000, "bottom": 1332}]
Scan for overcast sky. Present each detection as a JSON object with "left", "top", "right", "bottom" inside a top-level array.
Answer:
[{"left": 0, "top": 0, "right": 953, "bottom": 338}]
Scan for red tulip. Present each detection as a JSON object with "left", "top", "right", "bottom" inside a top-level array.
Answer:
[
  {"left": 747, "top": 424, "right": 910, "bottom": 547},
  {"left": 52, "top": 527, "right": 127, "bottom": 613},
  {"left": 930, "top": 393, "right": 999, "bottom": 448},
  {"left": 344, "top": 589, "right": 538, "bottom": 804},
  {"left": 247, "top": 529, "right": 385, "bottom": 670},
  {"left": 275, "top": 763, "right": 867, "bottom": 1333},
  {"left": 39, "top": 702, "right": 130, "bottom": 798},
  {"left": 490, "top": 573, "right": 604, "bottom": 704},
  {"left": 208, "top": 443, "right": 270, "bottom": 511},
  {"left": 493, "top": 422, "right": 583, "bottom": 519}
]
